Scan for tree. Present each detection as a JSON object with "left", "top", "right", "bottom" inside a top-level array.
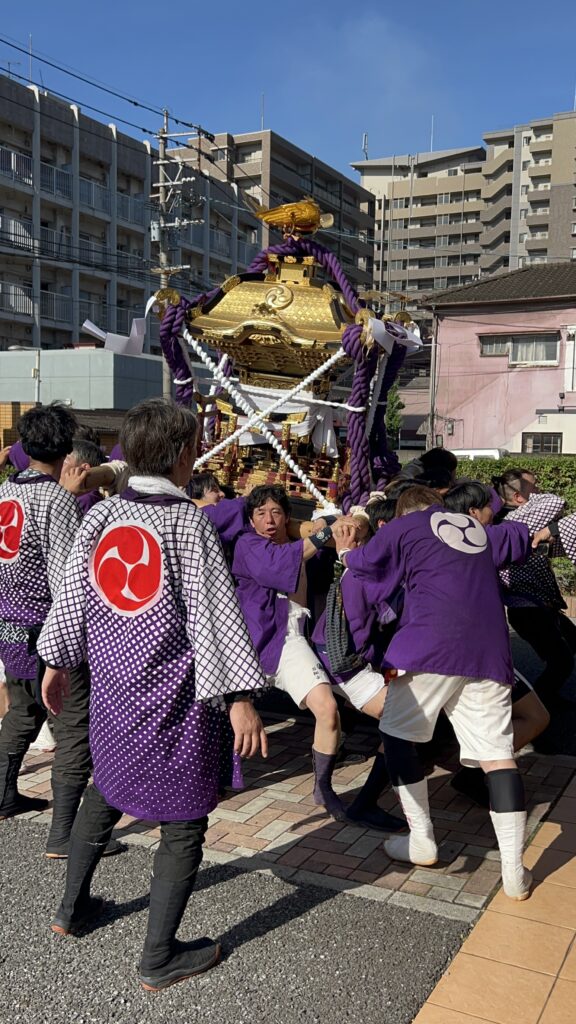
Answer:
[{"left": 385, "top": 380, "right": 405, "bottom": 448}]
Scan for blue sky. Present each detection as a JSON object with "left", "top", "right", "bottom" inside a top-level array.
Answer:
[{"left": 2, "top": 1, "right": 576, "bottom": 177}]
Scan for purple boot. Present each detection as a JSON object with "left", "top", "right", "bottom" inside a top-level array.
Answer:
[{"left": 312, "top": 749, "right": 347, "bottom": 821}]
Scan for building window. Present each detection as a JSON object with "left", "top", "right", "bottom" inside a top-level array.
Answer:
[
  {"left": 437, "top": 235, "right": 449, "bottom": 246},
  {"left": 436, "top": 256, "right": 448, "bottom": 267},
  {"left": 572, "top": 248, "right": 576, "bottom": 261},
  {"left": 447, "top": 168, "right": 459, "bottom": 176},
  {"left": 521, "top": 185, "right": 529, "bottom": 195},
  {"left": 436, "top": 277, "right": 448, "bottom": 289},
  {"left": 519, "top": 233, "right": 527, "bottom": 242},
  {"left": 437, "top": 214, "right": 450, "bottom": 225},
  {"left": 479, "top": 337, "right": 509, "bottom": 356},
  {"left": 522, "top": 160, "right": 530, "bottom": 170},
  {"left": 438, "top": 194, "right": 450, "bottom": 204},
  {"left": 521, "top": 432, "right": 562, "bottom": 454},
  {"left": 523, "top": 136, "right": 531, "bottom": 145},
  {"left": 520, "top": 208, "right": 528, "bottom": 219},
  {"left": 479, "top": 332, "right": 559, "bottom": 363},
  {"left": 392, "top": 198, "right": 405, "bottom": 209}
]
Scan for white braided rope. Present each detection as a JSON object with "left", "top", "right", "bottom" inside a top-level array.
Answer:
[
  {"left": 193, "top": 345, "right": 347, "bottom": 469},
  {"left": 184, "top": 328, "right": 331, "bottom": 506}
]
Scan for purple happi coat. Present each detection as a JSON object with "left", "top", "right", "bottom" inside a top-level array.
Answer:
[
  {"left": 344, "top": 506, "right": 530, "bottom": 686},
  {"left": 37, "top": 486, "right": 266, "bottom": 821},
  {"left": 202, "top": 496, "right": 248, "bottom": 546},
  {"left": 232, "top": 532, "right": 305, "bottom": 675},
  {"left": 0, "top": 472, "right": 81, "bottom": 678}
]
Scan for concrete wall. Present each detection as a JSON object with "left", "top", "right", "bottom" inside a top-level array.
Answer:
[
  {"left": 0, "top": 350, "right": 163, "bottom": 409},
  {"left": 434, "top": 306, "right": 576, "bottom": 452}
]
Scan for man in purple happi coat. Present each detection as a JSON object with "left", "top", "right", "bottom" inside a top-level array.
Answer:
[
  {"left": 334, "top": 484, "right": 536, "bottom": 901},
  {"left": 0, "top": 403, "right": 110, "bottom": 860},
  {"left": 40, "top": 398, "right": 268, "bottom": 992},
  {"left": 232, "top": 484, "right": 353, "bottom": 822}
]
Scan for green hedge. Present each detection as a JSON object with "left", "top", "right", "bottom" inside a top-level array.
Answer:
[
  {"left": 456, "top": 456, "right": 576, "bottom": 514},
  {"left": 457, "top": 456, "right": 576, "bottom": 595}
]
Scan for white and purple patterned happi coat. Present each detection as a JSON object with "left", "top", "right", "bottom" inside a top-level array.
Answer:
[
  {"left": 37, "top": 489, "right": 266, "bottom": 821},
  {"left": 0, "top": 472, "right": 81, "bottom": 678}
]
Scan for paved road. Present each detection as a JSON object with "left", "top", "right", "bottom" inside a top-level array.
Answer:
[{"left": 1, "top": 819, "right": 466, "bottom": 1024}]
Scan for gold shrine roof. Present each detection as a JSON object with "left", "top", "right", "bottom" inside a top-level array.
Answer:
[{"left": 187, "top": 257, "right": 355, "bottom": 383}]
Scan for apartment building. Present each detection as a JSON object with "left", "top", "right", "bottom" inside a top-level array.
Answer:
[
  {"left": 351, "top": 148, "right": 486, "bottom": 303},
  {"left": 353, "top": 111, "right": 576, "bottom": 300},
  {"left": 482, "top": 111, "right": 576, "bottom": 275},
  {"left": 183, "top": 130, "right": 376, "bottom": 292},
  {"left": 0, "top": 75, "right": 262, "bottom": 355}
]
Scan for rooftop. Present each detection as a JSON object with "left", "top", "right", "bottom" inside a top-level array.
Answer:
[
  {"left": 351, "top": 147, "right": 485, "bottom": 171},
  {"left": 424, "top": 263, "right": 576, "bottom": 308}
]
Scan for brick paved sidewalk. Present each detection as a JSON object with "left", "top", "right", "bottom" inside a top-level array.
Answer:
[{"left": 17, "top": 713, "right": 576, "bottom": 925}]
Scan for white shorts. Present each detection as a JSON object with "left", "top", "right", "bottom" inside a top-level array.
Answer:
[
  {"left": 334, "top": 665, "right": 386, "bottom": 711},
  {"left": 268, "top": 602, "right": 331, "bottom": 709},
  {"left": 380, "top": 672, "right": 514, "bottom": 767}
]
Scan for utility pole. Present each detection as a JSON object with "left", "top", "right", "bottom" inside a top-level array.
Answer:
[
  {"left": 157, "top": 110, "right": 172, "bottom": 399},
  {"left": 427, "top": 314, "right": 439, "bottom": 449}
]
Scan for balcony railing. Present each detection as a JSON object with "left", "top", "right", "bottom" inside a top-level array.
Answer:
[
  {"left": 0, "top": 215, "right": 34, "bottom": 251},
  {"left": 0, "top": 282, "right": 33, "bottom": 316},
  {"left": 116, "top": 306, "right": 144, "bottom": 334},
  {"left": 79, "top": 298, "right": 109, "bottom": 329},
  {"left": 78, "top": 237, "right": 110, "bottom": 268},
  {"left": 237, "top": 239, "right": 259, "bottom": 265},
  {"left": 209, "top": 228, "right": 231, "bottom": 258},
  {"left": 40, "top": 225, "right": 73, "bottom": 260},
  {"left": 40, "top": 291, "right": 73, "bottom": 322},
  {"left": 115, "top": 249, "right": 146, "bottom": 279},
  {"left": 40, "top": 161, "right": 73, "bottom": 200},
  {"left": 79, "top": 177, "right": 111, "bottom": 214},
  {"left": 116, "top": 192, "right": 145, "bottom": 225},
  {"left": 0, "top": 145, "right": 33, "bottom": 187}
]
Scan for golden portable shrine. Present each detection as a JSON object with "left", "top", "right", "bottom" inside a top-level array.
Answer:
[{"left": 152, "top": 199, "right": 421, "bottom": 511}]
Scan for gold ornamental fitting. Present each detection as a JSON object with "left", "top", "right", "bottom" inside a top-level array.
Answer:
[
  {"left": 222, "top": 275, "right": 241, "bottom": 295},
  {"left": 153, "top": 287, "right": 181, "bottom": 319},
  {"left": 354, "top": 307, "right": 373, "bottom": 349}
]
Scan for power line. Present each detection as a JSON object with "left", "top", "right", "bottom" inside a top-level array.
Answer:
[{"left": 0, "top": 34, "right": 212, "bottom": 135}]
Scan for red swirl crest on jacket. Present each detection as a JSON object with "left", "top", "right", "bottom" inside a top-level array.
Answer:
[
  {"left": 90, "top": 522, "right": 164, "bottom": 616},
  {"left": 0, "top": 498, "right": 25, "bottom": 563}
]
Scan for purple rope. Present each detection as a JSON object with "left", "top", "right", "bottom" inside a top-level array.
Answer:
[
  {"left": 370, "top": 337, "right": 409, "bottom": 487},
  {"left": 158, "top": 287, "right": 219, "bottom": 406}
]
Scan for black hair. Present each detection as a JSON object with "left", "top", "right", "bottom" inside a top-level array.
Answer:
[
  {"left": 71, "top": 439, "right": 104, "bottom": 468},
  {"left": 18, "top": 402, "right": 77, "bottom": 463},
  {"left": 246, "top": 484, "right": 291, "bottom": 520},
  {"left": 421, "top": 447, "right": 458, "bottom": 473},
  {"left": 385, "top": 477, "right": 424, "bottom": 501},
  {"left": 367, "top": 498, "right": 397, "bottom": 531},
  {"left": 444, "top": 480, "right": 492, "bottom": 515},
  {"left": 418, "top": 467, "right": 454, "bottom": 491},
  {"left": 188, "top": 472, "right": 221, "bottom": 500},
  {"left": 491, "top": 468, "right": 529, "bottom": 504},
  {"left": 119, "top": 398, "right": 197, "bottom": 476},
  {"left": 74, "top": 424, "right": 101, "bottom": 448}
]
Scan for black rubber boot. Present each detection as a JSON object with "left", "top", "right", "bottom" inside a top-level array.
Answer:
[
  {"left": 346, "top": 752, "right": 407, "bottom": 832},
  {"left": 0, "top": 751, "right": 49, "bottom": 820},
  {"left": 139, "top": 878, "right": 221, "bottom": 991},
  {"left": 451, "top": 767, "right": 489, "bottom": 808},
  {"left": 50, "top": 832, "right": 110, "bottom": 935},
  {"left": 312, "top": 749, "right": 347, "bottom": 821},
  {"left": 45, "top": 780, "right": 125, "bottom": 859}
]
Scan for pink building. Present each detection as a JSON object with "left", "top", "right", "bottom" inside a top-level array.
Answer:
[{"left": 426, "top": 264, "right": 576, "bottom": 454}]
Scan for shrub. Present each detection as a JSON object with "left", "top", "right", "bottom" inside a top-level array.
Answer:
[{"left": 456, "top": 456, "right": 576, "bottom": 514}]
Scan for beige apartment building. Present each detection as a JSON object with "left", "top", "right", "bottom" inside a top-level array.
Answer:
[
  {"left": 482, "top": 111, "right": 576, "bottom": 275},
  {"left": 0, "top": 75, "right": 262, "bottom": 354},
  {"left": 351, "top": 148, "right": 486, "bottom": 301},
  {"left": 353, "top": 110, "right": 576, "bottom": 303},
  {"left": 184, "top": 130, "right": 375, "bottom": 292}
]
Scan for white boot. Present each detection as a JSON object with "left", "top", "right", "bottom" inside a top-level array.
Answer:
[
  {"left": 30, "top": 719, "right": 56, "bottom": 752},
  {"left": 385, "top": 780, "right": 438, "bottom": 866},
  {"left": 490, "top": 809, "right": 532, "bottom": 900}
]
